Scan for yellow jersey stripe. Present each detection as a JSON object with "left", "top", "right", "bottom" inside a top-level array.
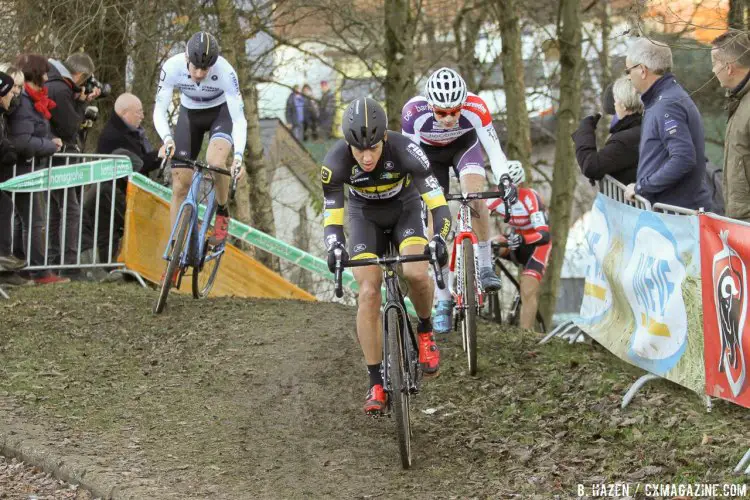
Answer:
[
  {"left": 399, "top": 236, "right": 428, "bottom": 252},
  {"left": 323, "top": 208, "right": 344, "bottom": 227},
  {"left": 421, "top": 188, "right": 448, "bottom": 211},
  {"left": 352, "top": 252, "right": 378, "bottom": 260},
  {"left": 350, "top": 179, "right": 403, "bottom": 194}
]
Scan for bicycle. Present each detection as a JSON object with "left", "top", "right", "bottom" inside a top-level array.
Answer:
[
  {"left": 485, "top": 238, "right": 547, "bottom": 333},
  {"left": 332, "top": 239, "right": 444, "bottom": 469},
  {"left": 444, "top": 191, "right": 505, "bottom": 376},
  {"left": 153, "top": 155, "right": 237, "bottom": 314}
]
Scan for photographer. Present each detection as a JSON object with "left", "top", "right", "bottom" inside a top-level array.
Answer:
[{"left": 45, "top": 53, "right": 99, "bottom": 276}]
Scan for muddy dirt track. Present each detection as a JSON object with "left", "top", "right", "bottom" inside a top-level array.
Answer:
[{"left": 0, "top": 283, "right": 748, "bottom": 499}]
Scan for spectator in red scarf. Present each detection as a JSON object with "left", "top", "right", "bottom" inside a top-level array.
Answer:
[{"left": 6, "top": 54, "right": 68, "bottom": 284}]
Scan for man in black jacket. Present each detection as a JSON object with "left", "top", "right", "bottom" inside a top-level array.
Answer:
[
  {"left": 45, "top": 54, "right": 100, "bottom": 274},
  {"left": 83, "top": 93, "right": 159, "bottom": 261},
  {"left": 96, "top": 93, "right": 160, "bottom": 173}
]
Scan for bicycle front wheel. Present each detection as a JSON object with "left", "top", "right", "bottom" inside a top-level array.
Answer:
[
  {"left": 192, "top": 203, "right": 223, "bottom": 299},
  {"left": 460, "top": 239, "right": 478, "bottom": 375},
  {"left": 386, "top": 307, "right": 412, "bottom": 469},
  {"left": 154, "top": 205, "right": 193, "bottom": 314}
]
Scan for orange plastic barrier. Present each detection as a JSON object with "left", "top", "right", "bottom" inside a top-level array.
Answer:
[{"left": 119, "top": 181, "right": 315, "bottom": 301}]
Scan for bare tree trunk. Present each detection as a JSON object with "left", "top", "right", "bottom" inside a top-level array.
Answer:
[
  {"left": 493, "top": 0, "right": 532, "bottom": 177},
  {"left": 384, "top": 0, "right": 417, "bottom": 130},
  {"left": 538, "top": 0, "right": 582, "bottom": 328},
  {"left": 729, "top": 0, "right": 745, "bottom": 30},
  {"left": 216, "top": 0, "right": 279, "bottom": 271},
  {"left": 596, "top": 0, "right": 611, "bottom": 147}
]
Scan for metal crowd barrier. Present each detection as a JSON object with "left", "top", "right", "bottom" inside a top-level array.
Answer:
[
  {"left": 597, "top": 174, "right": 652, "bottom": 211},
  {"left": 652, "top": 202, "right": 699, "bottom": 216},
  {"left": 0, "top": 153, "right": 145, "bottom": 290}
]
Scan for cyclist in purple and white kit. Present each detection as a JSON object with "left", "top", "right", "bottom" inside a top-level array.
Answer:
[{"left": 401, "top": 67, "right": 520, "bottom": 333}]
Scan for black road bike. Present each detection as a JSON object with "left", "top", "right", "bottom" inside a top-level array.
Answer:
[{"left": 333, "top": 240, "right": 444, "bottom": 469}]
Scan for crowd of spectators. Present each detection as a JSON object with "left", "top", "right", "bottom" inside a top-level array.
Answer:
[
  {"left": 572, "top": 34, "right": 750, "bottom": 216},
  {"left": 285, "top": 80, "right": 335, "bottom": 142},
  {"left": 0, "top": 51, "right": 158, "bottom": 288},
  {"left": 2, "top": 35, "right": 750, "bottom": 287}
]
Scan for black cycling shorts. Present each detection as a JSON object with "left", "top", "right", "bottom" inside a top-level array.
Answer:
[
  {"left": 173, "top": 103, "right": 233, "bottom": 168},
  {"left": 348, "top": 195, "right": 427, "bottom": 260},
  {"left": 419, "top": 129, "right": 485, "bottom": 194}
]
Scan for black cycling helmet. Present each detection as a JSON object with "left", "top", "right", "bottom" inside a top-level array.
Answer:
[
  {"left": 342, "top": 97, "right": 387, "bottom": 149},
  {"left": 186, "top": 31, "right": 220, "bottom": 69}
]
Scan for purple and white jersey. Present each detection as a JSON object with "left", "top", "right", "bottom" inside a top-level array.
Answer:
[{"left": 400, "top": 92, "right": 510, "bottom": 182}]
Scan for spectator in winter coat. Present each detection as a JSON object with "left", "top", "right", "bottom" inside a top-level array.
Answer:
[
  {"left": 285, "top": 85, "right": 304, "bottom": 141},
  {"left": 623, "top": 38, "right": 712, "bottom": 210},
  {"left": 712, "top": 32, "right": 750, "bottom": 221},
  {"left": 84, "top": 93, "right": 160, "bottom": 259},
  {"left": 302, "top": 83, "right": 319, "bottom": 141},
  {"left": 7, "top": 54, "right": 68, "bottom": 284},
  {"left": 44, "top": 54, "right": 98, "bottom": 274},
  {"left": 572, "top": 76, "right": 642, "bottom": 185},
  {"left": 0, "top": 68, "right": 27, "bottom": 276},
  {"left": 318, "top": 80, "right": 335, "bottom": 139}
]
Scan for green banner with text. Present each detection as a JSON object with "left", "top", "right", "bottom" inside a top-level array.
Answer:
[{"left": 0, "top": 159, "right": 132, "bottom": 193}]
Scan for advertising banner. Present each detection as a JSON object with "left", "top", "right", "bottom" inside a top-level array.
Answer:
[
  {"left": 0, "top": 159, "right": 132, "bottom": 192},
  {"left": 576, "top": 194, "right": 704, "bottom": 394},
  {"left": 700, "top": 214, "right": 750, "bottom": 408}
]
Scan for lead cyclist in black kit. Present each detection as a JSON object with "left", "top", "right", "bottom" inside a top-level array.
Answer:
[{"left": 322, "top": 97, "right": 452, "bottom": 415}]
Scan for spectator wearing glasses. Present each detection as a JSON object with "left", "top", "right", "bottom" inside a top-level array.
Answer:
[
  {"left": 711, "top": 32, "right": 750, "bottom": 221},
  {"left": 623, "top": 37, "right": 712, "bottom": 210}
]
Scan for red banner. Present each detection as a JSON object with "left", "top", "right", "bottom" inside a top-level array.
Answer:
[{"left": 700, "top": 215, "right": 750, "bottom": 408}]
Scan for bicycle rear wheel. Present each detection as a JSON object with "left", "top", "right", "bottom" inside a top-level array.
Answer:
[
  {"left": 192, "top": 206, "right": 223, "bottom": 298},
  {"left": 386, "top": 307, "right": 412, "bottom": 469},
  {"left": 460, "top": 239, "right": 478, "bottom": 376},
  {"left": 154, "top": 205, "right": 193, "bottom": 314}
]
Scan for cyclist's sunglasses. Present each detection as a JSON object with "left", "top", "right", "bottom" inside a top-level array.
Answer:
[{"left": 434, "top": 107, "right": 461, "bottom": 118}]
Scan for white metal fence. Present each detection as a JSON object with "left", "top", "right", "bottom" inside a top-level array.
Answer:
[{"left": 0, "top": 153, "right": 145, "bottom": 294}]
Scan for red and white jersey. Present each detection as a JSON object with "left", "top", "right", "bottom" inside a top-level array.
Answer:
[
  {"left": 400, "top": 92, "right": 509, "bottom": 183},
  {"left": 487, "top": 187, "right": 550, "bottom": 245}
]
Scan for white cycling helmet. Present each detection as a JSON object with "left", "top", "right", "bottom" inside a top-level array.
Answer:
[
  {"left": 425, "top": 67, "right": 467, "bottom": 109},
  {"left": 507, "top": 160, "right": 526, "bottom": 185}
]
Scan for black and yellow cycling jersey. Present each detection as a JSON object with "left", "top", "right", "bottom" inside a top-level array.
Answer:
[{"left": 321, "top": 131, "right": 451, "bottom": 259}]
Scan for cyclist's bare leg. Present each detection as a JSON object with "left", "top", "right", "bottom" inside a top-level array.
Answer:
[
  {"left": 170, "top": 168, "right": 193, "bottom": 228},
  {"left": 206, "top": 138, "right": 231, "bottom": 206},
  {"left": 353, "top": 265, "right": 384, "bottom": 365},
  {"left": 400, "top": 244, "right": 434, "bottom": 318},
  {"left": 459, "top": 173, "right": 489, "bottom": 240},
  {"left": 519, "top": 274, "right": 541, "bottom": 331}
]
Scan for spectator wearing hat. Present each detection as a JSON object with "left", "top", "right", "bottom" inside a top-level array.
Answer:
[{"left": 0, "top": 68, "right": 28, "bottom": 278}]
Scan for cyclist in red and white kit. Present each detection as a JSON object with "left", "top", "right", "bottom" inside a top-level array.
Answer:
[
  {"left": 401, "top": 67, "right": 520, "bottom": 333},
  {"left": 487, "top": 162, "right": 551, "bottom": 331}
]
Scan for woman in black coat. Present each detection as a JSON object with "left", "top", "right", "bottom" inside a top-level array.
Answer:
[
  {"left": 6, "top": 54, "right": 67, "bottom": 284},
  {"left": 571, "top": 76, "right": 642, "bottom": 185}
]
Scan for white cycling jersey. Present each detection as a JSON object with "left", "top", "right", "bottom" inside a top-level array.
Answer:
[{"left": 153, "top": 54, "right": 247, "bottom": 156}]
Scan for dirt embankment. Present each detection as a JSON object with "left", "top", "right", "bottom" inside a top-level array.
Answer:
[{"left": 0, "top": 283, "right": 748, "bottom": 498}]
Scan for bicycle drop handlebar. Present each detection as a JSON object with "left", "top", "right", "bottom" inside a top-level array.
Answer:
[
  {"left": 159, "top": 154, "right": 238, "bottom": 201},
  {"left": 445, "top": 190, "right": 512, "bottom": 223},
  {"left": 332, "top": 242, "right": 445, "bottom": 298}
]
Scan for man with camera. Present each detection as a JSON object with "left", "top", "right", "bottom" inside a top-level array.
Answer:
[{"left": 45, "top": 53, "right": 103, "bottom": 276}]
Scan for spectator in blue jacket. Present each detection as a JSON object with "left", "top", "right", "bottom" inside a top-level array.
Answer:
[{"left": 623, "top": 37, "right": 712, "bottom": 210}]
